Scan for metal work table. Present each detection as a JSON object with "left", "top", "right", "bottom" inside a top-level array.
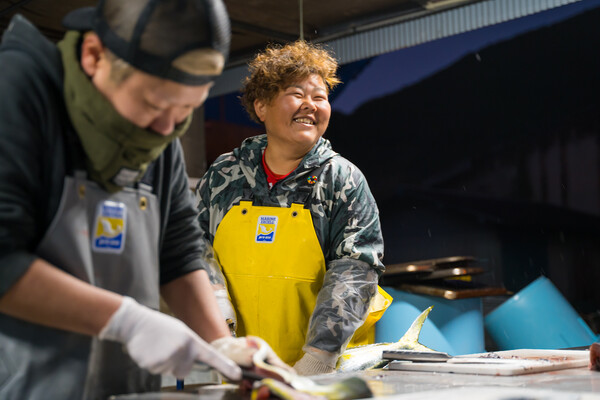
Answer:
[
  {"left": 158, "top": 366, "right": 600, "bottom": 400},
  {"left": 347, "top": 367, "right": 600, "bottom": 398}
]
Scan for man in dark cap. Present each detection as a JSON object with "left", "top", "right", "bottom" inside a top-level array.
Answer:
[{"left": 0, "top": 1, "right": 287, "bottom": 399}]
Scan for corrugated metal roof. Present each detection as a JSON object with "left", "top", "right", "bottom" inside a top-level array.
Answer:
[
  {"left": 211, "top": 0, "right": 582, "bottom": 97},
  {"left": 327, "top": 0, "right": 582, "bottom": 64}
]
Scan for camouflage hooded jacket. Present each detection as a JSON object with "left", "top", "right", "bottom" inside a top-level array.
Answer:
[{"left": 195, "top": 134, "right": 384, "bottom": 363}]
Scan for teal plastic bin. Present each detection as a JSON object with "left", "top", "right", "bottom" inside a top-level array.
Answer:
[
  {"left": 375, "top": 287, "right": 485, "bottom": 355},
  {"left": 484, "top": 276, "right": 599, "bottom": 350}
]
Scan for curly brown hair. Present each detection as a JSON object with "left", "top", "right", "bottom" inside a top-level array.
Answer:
[{"left": 240, "top": 40, "right": 341, "bottom": 124}]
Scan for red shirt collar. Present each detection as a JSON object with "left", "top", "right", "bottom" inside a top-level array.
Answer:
[{"left": 262, "top": 151, "right": 292, "bottom": 188}]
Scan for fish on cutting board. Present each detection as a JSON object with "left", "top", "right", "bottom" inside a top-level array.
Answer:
[{"left": 336, "top": 305, "right": 435, "bottom": 372}]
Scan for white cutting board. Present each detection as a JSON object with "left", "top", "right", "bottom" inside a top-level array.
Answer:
[{"left": 388, "top": 349, "right": 589, "bottom": 376}]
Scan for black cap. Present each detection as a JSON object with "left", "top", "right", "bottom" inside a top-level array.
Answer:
[{"left": 62, "top": 0, "right": 231, "bottom": 85}]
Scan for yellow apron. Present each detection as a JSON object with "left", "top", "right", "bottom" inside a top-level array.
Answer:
[{"left": 213, "top": 200, "right": 390, "bottom": 365}]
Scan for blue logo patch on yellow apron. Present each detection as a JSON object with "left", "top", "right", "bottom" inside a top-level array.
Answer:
[
  {"left": 256, "top": 215, "right": 278, "bottom": 243},
  {"left": 92, "top": 201, "right": 127, "bottom": 253}
]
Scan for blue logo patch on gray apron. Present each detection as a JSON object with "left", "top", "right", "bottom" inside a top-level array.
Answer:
[
  {"left": 255, "top": 215, "right": 277, "bottom": 243},
  {"left": 92, "top": 201, "right": 127, "bottom": 253}
]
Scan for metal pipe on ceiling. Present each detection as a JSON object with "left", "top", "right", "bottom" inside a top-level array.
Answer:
[{"left": 299, "top": 0, "right": 304, "bottom": 40}]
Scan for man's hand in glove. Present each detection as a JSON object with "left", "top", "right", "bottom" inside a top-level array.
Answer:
[
  {"left": 211, "top": 335, "right": 294, "bottom": 373},
  {"left": 99, "top": 296, "right": 242, "bottom": 381},
  {"left": 294, "top": 352, "right": 336, "bottom": 376}
]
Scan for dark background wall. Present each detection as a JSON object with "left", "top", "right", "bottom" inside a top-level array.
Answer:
[{"left": 324, "top": 5, "right": 600, "bottom": 316}]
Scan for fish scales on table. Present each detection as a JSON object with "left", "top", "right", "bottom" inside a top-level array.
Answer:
[{"left": 336, "top": 305, "right": 435, "bottom": 372}]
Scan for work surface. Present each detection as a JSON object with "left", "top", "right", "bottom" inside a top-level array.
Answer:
[
  {"left": 354, "top": 366, "right": 600, "bottom": 398},
  {"left": 160, "top": 365, "right": 600, "bottom": 400}
]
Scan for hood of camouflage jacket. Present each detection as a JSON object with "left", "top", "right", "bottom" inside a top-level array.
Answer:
[{"left": 233, "top": 134, "right": 338, "bottom": 193}]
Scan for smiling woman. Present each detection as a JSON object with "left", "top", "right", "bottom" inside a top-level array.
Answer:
[{"left": 195, "top": 40, "right": 388, "bottom": 377}]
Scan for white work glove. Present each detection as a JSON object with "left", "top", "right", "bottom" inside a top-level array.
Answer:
[
  {"left": 294, "top": 352, "right": 336, "bottom": 376},
  {"left": 211, "top": 335, "right": 294, "bottom": 372},
  {"left": 214, "top": 289, "right": 237, "bottom": 334},
  {"left": 99, "top": 297, "right": 242, "bottom": 381}
]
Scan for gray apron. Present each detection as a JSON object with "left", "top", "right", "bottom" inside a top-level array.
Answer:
[{"left": 0, "top": 171, "right": 161, "bottom": 400}]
